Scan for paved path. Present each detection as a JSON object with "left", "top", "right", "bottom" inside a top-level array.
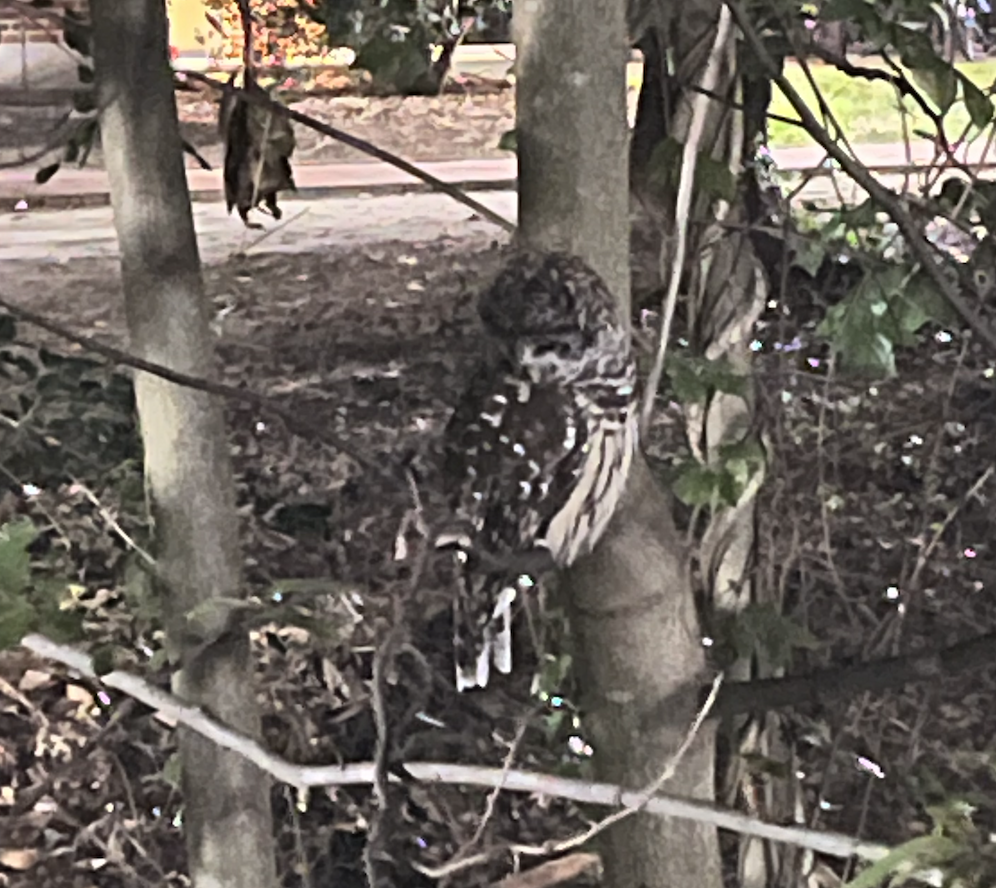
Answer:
[
  {"left": 0, "top": 190, "right": 517, "bottom": 263},
  {"left": 3, "top": 139, "right": 995, "bottom": 265},
  {"left": 2, "top": 140, "right": 994, "bottom": 210}
]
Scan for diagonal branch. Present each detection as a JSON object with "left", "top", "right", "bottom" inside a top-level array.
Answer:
[
  {"left": 179, "top": 70, "right": 517, "bottom": 233},
  {"left": 0, "top": 296, "right": 402, "bottom": 484},
  {"left": 707, "top": 627, "right": 996, "bottom": 720}
]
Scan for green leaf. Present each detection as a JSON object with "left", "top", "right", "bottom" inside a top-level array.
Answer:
[
  {"left": 725, "top": 604, "right": 821, "bottom": 670},
  {"left": 162, "top": 751, "right": 183, "bottom": 790},
  {"left": 667, "top": 353, "right": 747, "bottom": 405},
  {"left": 497, "top": 129, "right": 517, "bottom": 152},
  {"left": 0, "top": 597, "right": 38, "bottom": 650},
  {"left": 789, "top": 234, "right": 826, "bottom": 277},
  {"left": 695, "top": 154, "right": 737, "bottom": 203},
  {"left": 844, "top": 835, "right": 960, "bottom": 888},
  {"left": 668, "top": 358, "right": 710, "bottom": 405},
  {"left": 961, "top": 74, "right": 993, "bottom": 129},
  {"left": 848, "top": 329, "right": 896, "bottom": 377},
  {"left": 0, "top": 520, "right": 38, "bottom": 595},
  {"left": 532, "top": 652, "right": 573, "bottom": 700},
  {"left": 647, "top": 137, "right": 737, "bottom": 203},
  {"left": 674, "top": 464, "right": 720, "bottom": 507},
  {"left": 905, "top": 54, "right": 957, "bottom": 114}
]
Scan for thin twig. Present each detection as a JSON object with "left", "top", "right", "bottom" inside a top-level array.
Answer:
[
  {"left": 543, "top": 673, "right": 724, "bottom": 855},
  {"left": 240, "top": 205, "right": 312, "bottom": 254},
  {"left": 640, "top": 5, "right": 733, "bottom": 434},
  {"left": 414, "top": 717, "right": 531, "bottom": 880},
  {"left": 72, "top": 478, "right": 156, "bottom": 567}
]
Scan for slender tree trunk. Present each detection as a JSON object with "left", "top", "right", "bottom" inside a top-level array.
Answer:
[
  {"left": 515, "top": 3, "right": 722, "bottom": 887},
  {"left": 90, "top": 3, "right": 277, "bottom": 886}
]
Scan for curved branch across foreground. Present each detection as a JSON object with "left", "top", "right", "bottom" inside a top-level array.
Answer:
[
  {"left": 178, "top": 69, "right": 517, "bottom": 233},
  {"left": 18, "top": 632, "right": 891, "bottom": 866}
]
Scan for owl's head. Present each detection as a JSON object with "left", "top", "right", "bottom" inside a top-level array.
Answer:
[{"left": 478, "top": 251, "right": 629, "bottom": 377}]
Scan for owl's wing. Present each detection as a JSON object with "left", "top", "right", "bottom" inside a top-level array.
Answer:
[
  {"left": 441, "top": 357, "right": 589, "bottom": 558},
  {"left": 440, "top": 357, "right": 589, "bottom": 690}
]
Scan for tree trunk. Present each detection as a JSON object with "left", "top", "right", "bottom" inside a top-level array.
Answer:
[
  {"left": 90, "top": 3, "right": 277, "bottom": 886},
  {"left": 514, "top": 3, "right": 722, "bottom": 887}
]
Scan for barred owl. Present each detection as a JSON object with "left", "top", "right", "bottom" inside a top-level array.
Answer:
[{"left": 437, "top": 251, "right": 639, "bottom": 691}]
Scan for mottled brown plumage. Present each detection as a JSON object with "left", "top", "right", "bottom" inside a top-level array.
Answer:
[{"left": 438, "top": 252, "right": 639, "bottom": 690}]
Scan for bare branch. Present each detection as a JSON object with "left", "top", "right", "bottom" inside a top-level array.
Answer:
[
  {"left": 0, "top": 296, "right": 402, "bottom": 484},
  {"left": 701, "top": 625, "right": 996, "bottom": 722},
  {"left": 18, "top": 632, "right": 892, "bottom": 865}
]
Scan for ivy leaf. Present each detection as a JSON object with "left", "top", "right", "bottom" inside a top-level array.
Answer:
[
  {"left": 667, "top": 353, "right": 747, "bottom": 405},
  {"left": 961, "top": 74, "right": 993, "bottom": 129},
  {"left": 844, "top": 835, "right": 960, "bottom": 888},
  {"left": 674, "top": 464, "right": 719, "bottom": 507},
  {"left": 668, "top": 356, "right": 710, "bottom": 405},
  {"left": 789, "top": 234, "right": 826, "bottom": 277}
]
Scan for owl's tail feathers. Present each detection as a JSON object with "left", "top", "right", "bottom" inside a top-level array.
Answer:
[{"left": 454, "top": 581, "right": 517, "bottom": 692}]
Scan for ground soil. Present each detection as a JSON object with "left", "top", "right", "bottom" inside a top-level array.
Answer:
[{"left": 1, "top": 229, "right": 996, "bottom": 885}]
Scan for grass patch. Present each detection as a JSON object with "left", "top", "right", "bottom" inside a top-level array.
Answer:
[{"left": 768, "top": 57, "right": 996, "bottom": 147}]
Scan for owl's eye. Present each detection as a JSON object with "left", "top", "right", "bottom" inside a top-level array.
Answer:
[{"left": 974, "top": 268, "right": 991, "bottom": 291}]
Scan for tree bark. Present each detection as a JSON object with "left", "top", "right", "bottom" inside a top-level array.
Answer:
[
  {"left": 514, "top": 2, "right": 722, "bottom": 886},
  {"left": 90, "top": 3, "right": 277, "bottom": 886}
]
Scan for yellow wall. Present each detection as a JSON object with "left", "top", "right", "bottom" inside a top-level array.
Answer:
[{"left": 166, "top": 0, "right": 210, "bottom": 54}]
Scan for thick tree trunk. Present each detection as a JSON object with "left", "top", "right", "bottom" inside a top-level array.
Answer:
[
  {"left": 515, "top": 3, "right": 722, "bottom": 887},
  {"left": 90, "top": 3, "right": 277, "bottom": 886}
]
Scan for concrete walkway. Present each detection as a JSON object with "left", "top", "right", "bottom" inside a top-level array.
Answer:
[
  {"left": 2, "top": 140, "right": 994, "bottom": 211},
  {"left": 0, "top": 190, "right": 517, "bottom": 263},
  {"left": 3, "top": 139, "right": 995, "bottom": 265}
]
